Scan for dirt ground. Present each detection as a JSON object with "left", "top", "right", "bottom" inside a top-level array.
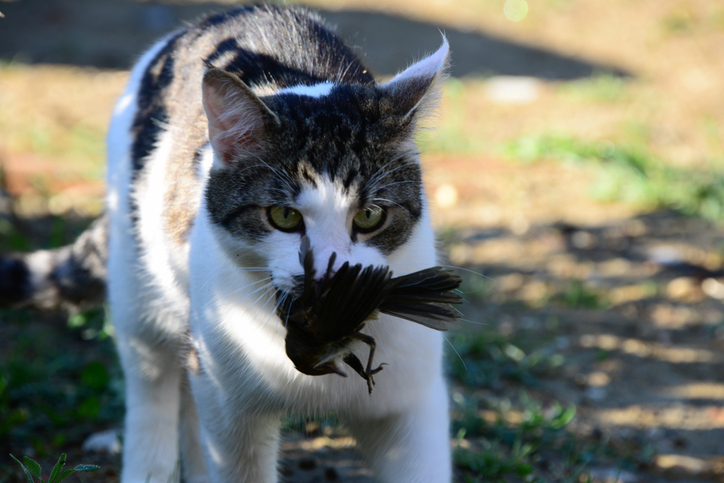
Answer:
[{"left": 1, "top": 0, "right": 724, "bottom": 482}]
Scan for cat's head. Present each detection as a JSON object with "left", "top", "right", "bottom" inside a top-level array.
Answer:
[{"left": 201, "top": 39, "right": 449, "bottom": 293}]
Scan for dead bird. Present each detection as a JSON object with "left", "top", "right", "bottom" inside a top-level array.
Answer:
[{"left": 276, "top": 237, "right": 463, "bottom": 394}]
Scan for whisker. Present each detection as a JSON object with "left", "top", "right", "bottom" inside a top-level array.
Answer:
[
  {"left": 201, "top": 277, "right": 274, "bottom": 311},
  {"left": 443, "top": 334, "right": 467, "bottom": 372},
  {"left": 368, "top": 179, "right": 420, "bottom": 196},
  {"left": 456, "top": 317, "right": 486, "bottom": 326},
  {"left": 364, "top": 151, "right": 419, "bottom": 192},
  {"left": 243, "top": 151, "right": 298, "bottom": 195},
  {"left": 370, "top": 197, "right": 406, "bottom": 210},
  {"left": 366, "top": 160, "right": 419, "bottom": 194}
]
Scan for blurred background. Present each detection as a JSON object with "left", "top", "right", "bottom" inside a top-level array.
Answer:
[{"left": 1, "top": 0, "right": 724, "bottom": 482}]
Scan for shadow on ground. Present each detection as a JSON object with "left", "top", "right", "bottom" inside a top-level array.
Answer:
[
  {"left": 447, "top": 209, "right": 724, "bottom": 480},
  {"left": 0, "top": 0, "right": 629, "bottom": 79}
]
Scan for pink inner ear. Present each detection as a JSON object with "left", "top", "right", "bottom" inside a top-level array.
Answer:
[{"left": 202, "top": 77, "right": 266, "bottom": 163}]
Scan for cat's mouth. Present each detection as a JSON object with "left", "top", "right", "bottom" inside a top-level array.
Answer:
[{"left": 274, "top": 236, "right": 463, "bottom": 394}]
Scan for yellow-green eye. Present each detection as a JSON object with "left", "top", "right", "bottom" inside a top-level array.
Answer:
[
  {"left": 268, "top": 206, "right": 303, "bottom": 231},
  {"left": 353, "top": 206, "right": 385, "bottom": 233}
]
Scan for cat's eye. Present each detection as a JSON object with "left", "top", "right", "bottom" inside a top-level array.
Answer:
[
  {"left": 353, "top": 206, "right": 385, "bottom": 233},
  {"left": 268, "top": 206, "right": 303, "bottom": 232}
]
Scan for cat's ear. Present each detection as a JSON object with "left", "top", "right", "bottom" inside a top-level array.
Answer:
[
  {"left": 202, "top": 68, "right": 281, "bottom": 166},
  {"left": 383, "top": 36, "right": 450, "bottom": 120}
]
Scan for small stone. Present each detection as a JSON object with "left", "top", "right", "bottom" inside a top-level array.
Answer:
[{"left": 486, "top": 76, "right": 541, "bottom": 104}]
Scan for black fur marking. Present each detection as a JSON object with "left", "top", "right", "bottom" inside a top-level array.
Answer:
[
  {"left": 0, "top": 256, "right": 31, "bottom": 306},
  {"left": 131, "top": 33, "right": 180, "bottom": 173}
]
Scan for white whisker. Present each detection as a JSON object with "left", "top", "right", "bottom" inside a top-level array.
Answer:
[{"left": 443, "top": 335, "right": 467, "bottom": 371}]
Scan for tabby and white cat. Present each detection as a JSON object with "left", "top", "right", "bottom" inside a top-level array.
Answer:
[{"left": 2, "top": 5, "right": 451, "bottom": 482}]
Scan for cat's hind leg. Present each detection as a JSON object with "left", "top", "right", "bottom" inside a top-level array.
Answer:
[
  {"left": 111, "top": 297, "right": 184, "bottom": 482},
  {"left": 108, "top": 222, "right": 186, "bottom": 483}
]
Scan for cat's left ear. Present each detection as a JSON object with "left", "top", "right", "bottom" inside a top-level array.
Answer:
[{"left": 383, "top": 36, "right": 450, "bottom": 121}]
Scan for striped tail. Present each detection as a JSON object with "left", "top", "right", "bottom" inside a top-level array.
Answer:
[{"left": 0, "top": 215, "right": 108, "bottom": 311}]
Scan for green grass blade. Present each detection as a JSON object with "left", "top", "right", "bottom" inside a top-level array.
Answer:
[
  {"left": 9, "top": 454, "right": 35, "bottom": 483},
  {"left": 48, "top": 454, "right": 66, "bottom": 483},
  {"left": 70, "top": 464, "right": 100, "bottom": 473},
  {"left": 55, "top": 470, "right": 75, "bottom": 482},
  {"left": 23, "top": 456, "right": 42, "bottom": 479}
]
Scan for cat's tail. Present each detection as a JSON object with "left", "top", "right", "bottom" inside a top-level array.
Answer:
[{"left": 0, "top": 215, "right": 108, "bottom": 311}]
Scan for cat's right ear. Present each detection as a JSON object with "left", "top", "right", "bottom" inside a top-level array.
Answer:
[{"left": 202, "top": 68, "right": 281, "bottom": 166}]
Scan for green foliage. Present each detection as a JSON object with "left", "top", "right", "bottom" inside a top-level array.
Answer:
[
  {"left": 0, "top": 309, "right": 122, "bottom": 452},
  {"left": 0, "top": 217, "right": 31, "bottom": 252},
  {"left": 559, "top": 74, "right": 629, "bottom": 102},
  {"left": 451, "top": 391, "right": 591, "bottom": 482},
  {"left": 10, "top": 453, "right": 98, "bottom": 483},
  {"left": 553, "top": 280, "right": 608, "bottom": 309},
  {"left": 447, "top": 329, "right": 565, "bottom": 389},
  {"left": 502, "top": 133, "right": 724, "bottom": 221}
]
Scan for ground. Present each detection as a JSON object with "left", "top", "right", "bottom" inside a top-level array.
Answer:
[{"left": 1, "top": 0, "right": 724, "bottom": 482}]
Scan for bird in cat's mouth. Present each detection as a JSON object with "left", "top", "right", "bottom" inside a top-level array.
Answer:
[{"left": 276, "top": 236, "right": 463, "bottom": 394}]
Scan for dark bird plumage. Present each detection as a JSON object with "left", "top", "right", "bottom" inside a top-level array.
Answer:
[{"left": 276, "top": 237, "right": 463, "bottom": 394}]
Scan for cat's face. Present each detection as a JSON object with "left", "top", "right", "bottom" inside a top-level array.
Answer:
[
  {"left": 202, "top": 40, "right": 448, "bottom": 293},
  {"left": 205, "top": 88, "right": 423, "bottom": 292}
]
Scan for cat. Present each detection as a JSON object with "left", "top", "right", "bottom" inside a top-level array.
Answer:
[{"left": 1, "top": 5, "right": 451, "bottom": 483}]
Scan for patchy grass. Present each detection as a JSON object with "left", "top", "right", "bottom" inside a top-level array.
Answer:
[
  {"left": 446, "top": 328, "right": 565, "bottom": 390},
  {"left": 501, "top": 133, "right": 724, "bottom": 221},
  {"left": 0, "top": 305, "right": 122, "bottom": 461},
  {"left": 10, "top": 453, "right": 99, "bottom": 483},
  {"left": 552, "top": 280, "right": 609, "bottom": 310}
]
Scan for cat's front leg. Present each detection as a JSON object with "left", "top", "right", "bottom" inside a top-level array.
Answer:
[
  {"left": 346, "top": 374, "right": 452, "bottom": 483},
  {"left": 190, "top": 371, "right": 282, "bottom": 483}
]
